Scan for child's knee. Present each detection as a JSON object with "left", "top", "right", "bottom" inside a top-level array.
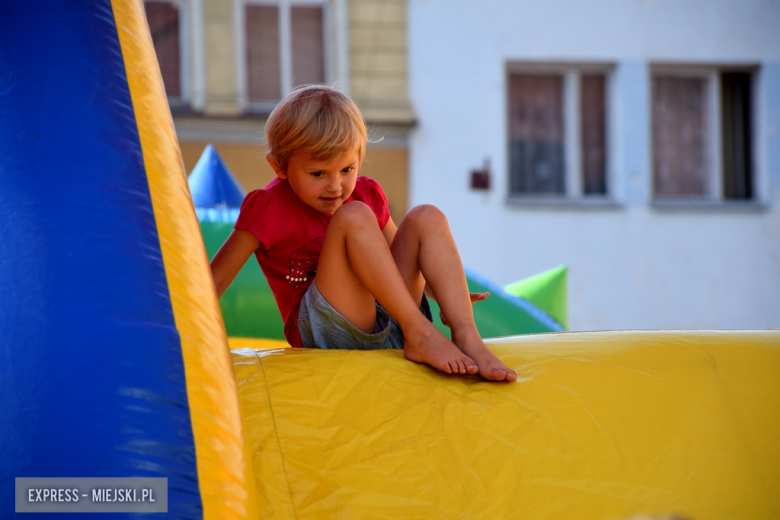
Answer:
[
  {"left": 331, "top": 201, "right": 376, "bottom": 227},
  {"left": 405, "top": 204, "right": 448, "bottom": 228}
]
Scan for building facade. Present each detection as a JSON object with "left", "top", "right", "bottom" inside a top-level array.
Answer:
[
  {"left": 144, "top": 0, "right": 414, "bottom": 222},
  {"left": 146, "top": 0, "right": 780, "bottom": 331},
  {"left": 407, "top": 0, "right": 780, "bottom": 330}
]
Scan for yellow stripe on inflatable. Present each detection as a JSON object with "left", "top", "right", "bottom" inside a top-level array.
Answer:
[
  {"left": 233, "top": 330, "right": 780, "bottom": 519},
  {"left": 111, "top": 1, "right": 258, "bottom": 518},
  {"left": 228, "top": 337, "right": 291, "bottom": 350}
]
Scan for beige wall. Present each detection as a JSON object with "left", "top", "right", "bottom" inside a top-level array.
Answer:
[
  {"left": 181, "top": 142, "right": 409, "bottom": 222},
  {"left": 349, "top": 0, "right": 414, "bottom": 124},
  {"left": 359, "top": 148, "right": 409, "bottom": 222},
  {"left": 203, "top": 0, "right": 238, "bottom": 114}
]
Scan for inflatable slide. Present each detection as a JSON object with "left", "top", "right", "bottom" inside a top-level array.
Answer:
[{"left": 1, "top": 2, "right": 778, "bottom": 518}]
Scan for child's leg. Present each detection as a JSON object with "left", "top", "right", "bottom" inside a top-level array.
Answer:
[
  {"left": 315, "top": 202, "right": 478, "bottom": 375},
  {"left": 390, "top": 205, "right": 517, "bottom": 382}
]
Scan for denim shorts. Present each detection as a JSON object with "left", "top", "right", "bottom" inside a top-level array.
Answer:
[{"left": 298, "top": 280, "right": 433, "bottom": 350}]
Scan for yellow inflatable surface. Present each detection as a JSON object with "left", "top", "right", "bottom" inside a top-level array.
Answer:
[
  {"left": 231, "top": 330, "right": 780, "bottom": 519},
  {"left": 228, "top": 337, "right": 290, "bottom": 350}
]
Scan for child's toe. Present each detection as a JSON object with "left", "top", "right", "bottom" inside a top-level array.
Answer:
[
  {"left": 482, "top": 366, "right": 509, "bottom": 381},
  {"left": 493, "top": 368, "right": 508, "bottom": 380}
]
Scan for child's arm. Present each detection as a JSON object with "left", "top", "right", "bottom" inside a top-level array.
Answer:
[
  {"left": 381, "top": 216, "right": 398, "bottom": 247},
  {"left": 210, "top": 229, "right": 260, "bottom": 299}
]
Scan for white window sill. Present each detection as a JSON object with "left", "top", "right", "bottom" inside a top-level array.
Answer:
[
  {"left": 507, "top": 196, "right": 622, "bottom": 210},
  {"left": 651, "top": 199, "right": 769, "bottom": 213}
]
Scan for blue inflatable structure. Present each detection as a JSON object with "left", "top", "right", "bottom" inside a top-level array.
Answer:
[
  {"left": 189, "top": 144, "right": 245, "bottom": 222},
  {"left": 1, "top": 2, "right": 256, "bottom": 517}
]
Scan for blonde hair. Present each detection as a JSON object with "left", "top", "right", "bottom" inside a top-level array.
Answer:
[{"left": 265, "top": 85, "right": 367, "bottom": 173}]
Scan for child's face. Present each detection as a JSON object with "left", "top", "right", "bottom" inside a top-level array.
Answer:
[{"left": 274, "top": 150, "right": 360, "bottom": 215}]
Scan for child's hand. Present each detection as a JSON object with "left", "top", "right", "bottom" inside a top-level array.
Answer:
[
  {"left": 439, "top": 292, "right": 489, "bottom": 328},
  {"left": 469, "top": 292, "right": 490, "bottom": 303}
]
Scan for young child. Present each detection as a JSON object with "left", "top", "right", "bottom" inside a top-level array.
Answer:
[{"left": 210, "top": 85, "right": 516, "bottom": 382}]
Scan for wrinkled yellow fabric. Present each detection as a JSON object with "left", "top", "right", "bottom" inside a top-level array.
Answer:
[{"left": 232, "top": 330, "right": 780, "bottom": 519}]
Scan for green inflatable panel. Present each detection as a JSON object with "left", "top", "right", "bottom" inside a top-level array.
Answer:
[
  {"left": 201, "top": 221, "right": 286, "bottom": 339},
  {"left": 201, "top": 222, "right": 562, "bottom": 341},
  {"left": 504, "top": 265, "right": 568, "bottom": 329},
  {"left": 429, "top": 268, "right": 561, "bottom": 339}
]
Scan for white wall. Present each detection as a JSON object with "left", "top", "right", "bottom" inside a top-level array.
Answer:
[{"left": 408, "top": 0, "right": 780, "bottom": 330}]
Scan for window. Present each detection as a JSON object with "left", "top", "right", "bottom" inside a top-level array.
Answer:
[
  {"left": 239, "top": 0, "right": 327, "bottom": 112},
  {"left": 144, "top": 1, "right": 187, "bottom": 103},
  {"left": 507, "top": 65, "right": 611, "bottom": 199},
  {"left": 652, "top": 67, "right": 755, "bottom": 201}
]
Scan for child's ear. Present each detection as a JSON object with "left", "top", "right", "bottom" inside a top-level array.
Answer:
[{"left": 266, "top": 153, "right": 286, "bottom": 179}]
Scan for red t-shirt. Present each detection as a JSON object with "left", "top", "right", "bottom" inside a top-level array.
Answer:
[{"left": 234, "top": 176, "right": 391, "bottom": 348}]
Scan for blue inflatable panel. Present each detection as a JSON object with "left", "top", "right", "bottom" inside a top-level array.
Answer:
[
  {"left": 0, "top": 3, "right": 200, "bottom": 517},
  {"left": 188, "top": 144, "right": 246, "bottom": 208}
]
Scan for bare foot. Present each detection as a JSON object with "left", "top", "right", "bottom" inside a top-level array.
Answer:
[
  {"left": 452, "top": 333, "right": 516, "bottom": 382},
  {"left": 403, "top": 321, "right": 479, "bottom": 375}
]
